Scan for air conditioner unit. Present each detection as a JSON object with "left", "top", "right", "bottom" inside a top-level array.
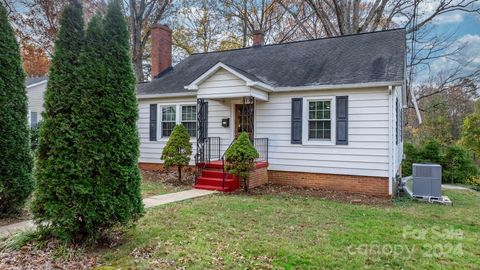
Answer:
[{"left": 412, "top": 163, "right": 442, "bottom": 198}]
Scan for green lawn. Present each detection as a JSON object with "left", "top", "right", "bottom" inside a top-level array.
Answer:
[
  {"left": 96, "top": 190, "right": 480, "bottom": 269},
  {"left": 140, "top": 180, "right": 190, "bottom": 198}
]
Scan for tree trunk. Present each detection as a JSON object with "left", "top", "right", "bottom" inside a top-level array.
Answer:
[
  {"left": 178, "top": 165, "right": 182, "bottom": 183},
  {"left": 243, "top": 177, "right": 248, "bottom": 192}
]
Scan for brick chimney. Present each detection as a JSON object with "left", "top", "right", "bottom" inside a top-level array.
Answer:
[
  {"left": 151, "top": 24, "right": 172, "bottom": 78},
  {"left": 252, "top": 30, "right": 264, "bottom": 47}
]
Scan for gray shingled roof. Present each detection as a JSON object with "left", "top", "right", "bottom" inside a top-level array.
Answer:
[
  {"left": 137, "top": 29, "right": 406, "bottom": 96},
  {"left": 26, "top": 76, "right": 48, "bottom": 86}
]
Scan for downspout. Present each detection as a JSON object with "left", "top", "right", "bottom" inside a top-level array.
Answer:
[{"left": 388, "top": 86, "right": 394, "bottom": 196}]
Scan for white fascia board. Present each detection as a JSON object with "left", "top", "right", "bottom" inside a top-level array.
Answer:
[
  {"left": 26, "top": 80, "right": 48, "bottom": 89},
  {"left": 184, "top": 62, "right": 259, "bottom": 91},
  {"left": 137, "top": 92, "right": 197, "bottom": 100},
  {"left": 273, "top": 81, "right": 403, "bottom": 92}
]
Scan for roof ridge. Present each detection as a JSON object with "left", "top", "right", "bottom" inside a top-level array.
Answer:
[{"left": 190, "top": 28, "right": 406, "bottom": 56}]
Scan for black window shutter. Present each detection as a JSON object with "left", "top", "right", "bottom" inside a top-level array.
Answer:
[
  {"left": 203, "top": 102, "right": 208, "bottom": 138},
  {"left": 291, "top": 98, "right": 302, "bottom": 144},
  {"left": 395, "top": 98, "right": 399, "bottom": 145},
  {"left": 336, "top": 96, "right": 348, "bottom": 145},
  {"left": 149, "top": 104, "right": 157, "bottom": 141},
  {"left": 31, "top": 112, "right": 38, "bottom": 128}
]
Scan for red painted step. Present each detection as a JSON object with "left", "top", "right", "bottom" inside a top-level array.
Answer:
[{"left": 192, "top": 184, "right": 236, "bottom": 192}]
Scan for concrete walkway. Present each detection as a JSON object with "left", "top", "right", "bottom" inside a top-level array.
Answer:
[
  {"left": 442, "top": 184, "right": 475, "bottom": 191},
  {"left": 0, "top": 189, "right": 216, "bottom": 237}
]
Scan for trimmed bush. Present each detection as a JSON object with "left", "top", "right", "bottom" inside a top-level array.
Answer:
[
  {"left": 225, "top": 132, "right": 259, "bottom": 192},
  {"left": 161, "top": 124, "right": 193, "bottom": 182},
  {"left": 0, "top": 3, "right": 34, "bottom": 214}
]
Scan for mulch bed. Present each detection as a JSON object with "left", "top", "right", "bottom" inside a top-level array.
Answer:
[
  {"left": 140, "top": 167, "right": 195, "bottom": 187},
  {"left": 0, "top": 241, "right": 97, "bottom": 270},
  {"left": 241, "top": 183, "right": 392, "bottom": 206}
]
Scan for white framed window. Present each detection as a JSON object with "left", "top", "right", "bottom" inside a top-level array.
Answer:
[
  {"left": 157, "top": 104, "right": 197, "bottom": 139},
  {"left": 302, "top": 96, "right": 335, "bottom": 145},
  {"left": 181, "top": 105, "right": 197, "bottom": 137},
  {"left": 161, "top": 106, "right": 176, "bottom": 137}
]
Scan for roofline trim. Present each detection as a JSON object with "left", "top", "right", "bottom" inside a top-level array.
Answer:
[
  {"left": 184, "top": 62, "right": 275, "bottom": 91},
  {"left": 137, "top": 92, "right": 197, "bottom": 100},
  {"left": 272, "top": 81, "right": 403, "bottom": 92},
  {"left": 139, "top": 80, "right": 404, "bottom": 99},
  {"left": 27, "top": 80, "right": 48, "bottom": 89}
]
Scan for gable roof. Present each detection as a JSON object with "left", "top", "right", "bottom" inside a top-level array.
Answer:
[{"left": 137, "top": 28, "right": 406, "bottom": 96}]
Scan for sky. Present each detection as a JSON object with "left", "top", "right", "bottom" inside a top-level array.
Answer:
[{"left": 417, "top": 8, "right": 480, "bottom": 83}]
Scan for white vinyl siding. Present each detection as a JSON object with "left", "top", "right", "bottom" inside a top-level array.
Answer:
[
  {"left": 394, "top": 85, "right": 404, "bottom": 175},
  {"left": 26, "top": 82, "right": 47, "bottom": 123},
  {"left": 138, "top": 97, "right": 197, "bottom": 164},
  {"left": 255, "top": 88, "right": 390, "bottom": 177},
  {"left": 196, "top": 68, "right": 268, "bottom": 101},
  {"left": 138, "top": 86, "right": 394, "bottom": 178}
]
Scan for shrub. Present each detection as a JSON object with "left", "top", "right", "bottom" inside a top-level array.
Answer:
[
  {"left": 460, "top": 111, "right": 480, "bottom": 159},
  {"left": 466, "top": 176, "right": 480, "bottom": 191},
  {"left": 0, "top": 3, "right": 34, "bottom": 214},
  {"left": 225, "top": 132, "right": 259, "bottom": 192},
  {"left": 402, "top": 143, "right": 417, "bottom": 176},
  {"left": 161, "top": 124, "right": 193, "bottom": 182},
  {"left": 418, "top": 139, "right": 441, "bottom": 164},
  {"left": 441, "top": 145, "right": 479, "bottom": 184}
]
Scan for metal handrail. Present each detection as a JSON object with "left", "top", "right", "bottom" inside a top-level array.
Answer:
[{"left": 195, "top": 136, "right": 221, "bottom": 185}]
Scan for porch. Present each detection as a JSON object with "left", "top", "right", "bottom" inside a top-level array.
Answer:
[{"left": 194, "top": 94, "right": 269, "bottom": 191}]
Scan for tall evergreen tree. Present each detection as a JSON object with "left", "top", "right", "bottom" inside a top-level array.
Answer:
[
  {"left": 31, "top": 1, "right": 85, "bottom": 239},
  {"left": 72, "top": 0, "right": 143, "bottom": 239},
  {"left": 0, "top": 3, "right": 33, "bottom": 214},
  {"left": 101, "top": 0, "right": 143, "bottom": 224}
]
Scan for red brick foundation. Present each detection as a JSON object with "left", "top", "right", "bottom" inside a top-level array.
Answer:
[
  {"left": 139, "top": 162, "right": 390, "bottom": 197},
  {"left": 247, "top": 163, "right": 269, "bottom": 189},
  {"left": 268, "top": 170, "right": 389, "bottom": 197}
]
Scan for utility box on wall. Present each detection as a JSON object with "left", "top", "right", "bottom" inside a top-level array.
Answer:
[
  {"left": 412, "top": 163, "right": 442, "bottom": 198},
  {"left": 222, "top": 118, "right": 229, "bottom": 128}
]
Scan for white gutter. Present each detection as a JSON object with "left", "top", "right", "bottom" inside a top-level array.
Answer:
[
  {"left": 273, "top": 81, "right": 403, "bottom": 92},
  {"left": 26, "top": 80, "right": 48, "bottom": 89},
  {"left": 388, "top": 85, "right": 394, "bottom": 196},
  {"left": 410, "top": 87, "right": 422, "bottom": 124},
  {"left": 137, "top": 92, "right": 197, "bottom": 99}
]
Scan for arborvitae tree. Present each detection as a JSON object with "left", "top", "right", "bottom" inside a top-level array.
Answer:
[
  {"left": 225, "top": 132, "right": 259, "bottom": 192},
  {"left": 161, "top": 124, "right": 193, "bottom": 182},
  {"left": 0, "top": 3, "right": 33, "bottom": 214},
  {"left": 69, "top": 0, "right": 143, "bottom": 239},
  {"left": 31, "top": 1, "right": 85, "bottom": 240}
]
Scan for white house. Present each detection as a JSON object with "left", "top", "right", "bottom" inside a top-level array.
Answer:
[
  {"left": 137, "top": 25, "right": 410, "bottom": 197},
  {"left": 26, "top": 76, "right": 48, "bottom": 128}
]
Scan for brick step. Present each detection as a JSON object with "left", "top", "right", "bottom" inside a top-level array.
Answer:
[{"left": 201, "top": 170, "right": 235, "bottom": 179}]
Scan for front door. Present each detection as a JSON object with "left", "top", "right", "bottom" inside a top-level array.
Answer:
[{"left": 234, "top": 104, "right": 254, "bottom": 140}]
